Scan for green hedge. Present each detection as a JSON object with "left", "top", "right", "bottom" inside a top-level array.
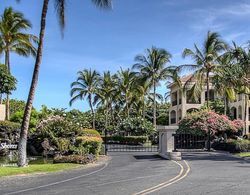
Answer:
[
  {"left": 78, "top": 129, "right": 101, "bottom": 138},
  {"left": 212, "top": 139, "right": 250, "bottom": 153},
  {"left": 102, "top": 136, "right": 148, "bottom": 145},
  {"left": 75, "top": 136, "right": 102, "bottom": 156}
]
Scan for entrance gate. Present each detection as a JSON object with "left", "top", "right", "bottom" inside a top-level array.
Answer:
[
  {"left": 173, "top": 133, "right": 206, "bottom": 151},
  {"left": 105, "top": 136, "right": 159, "bottom": 152}
]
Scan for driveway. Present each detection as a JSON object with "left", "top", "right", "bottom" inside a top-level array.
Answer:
[
  {"left": 0, "top": 152, "right": 181, "bottom": 195},
  {"left": 0, "top": 151, "right": 249, "bottom": 195}
]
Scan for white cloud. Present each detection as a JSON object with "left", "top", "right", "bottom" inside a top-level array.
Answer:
[{"left": 186, "top": 2, "right": 250, "bottom": 32}]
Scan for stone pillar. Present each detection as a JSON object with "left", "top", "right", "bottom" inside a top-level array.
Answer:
[
  {"left": 0, "top": 104, "right": 6, "bottom": 121},
  {"left": 157, "top": 125, "right": 181, "bottom": 160}
]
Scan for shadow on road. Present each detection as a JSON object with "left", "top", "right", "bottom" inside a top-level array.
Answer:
[
  {"left": 182, "top": 152, "right": 249, "bottom": 164},
  {"left": 133, "top": 154, "right": 164, "bottom": 161}
]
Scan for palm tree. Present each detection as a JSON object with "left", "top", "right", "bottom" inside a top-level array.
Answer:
[
  {"left": 70, "top": 69, "right": 100, "bottom": 129},
  {"left": 181, "top": 31, "right": 227, "bottom": 108},
  {"left": 0, "top": 7, "right": 37, "bottom": 120},
  {"left": 94, "top": 71, "right": 116, "bottom": 132},
  {"left": 213, "top": 53, "right": 236, "bottom": 115},
  {"left": 133, "top": 47, "right": 173, "bottom": 128},
  {"left": 229, "top": 43, "right": 250, "bottom": 134},
  {"left": 17, "top": 0, "right": 112, "bottom": 167},
  {"left": 117, "top": 68, "right": 137, "bottom": 117},
  {"left": 181, "top": 31, "right": 227, "bottom": 151}
]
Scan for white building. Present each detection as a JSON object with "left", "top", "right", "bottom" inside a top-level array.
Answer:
[{"left": 168, "top": 75, "right": 249, "bottom": 134}]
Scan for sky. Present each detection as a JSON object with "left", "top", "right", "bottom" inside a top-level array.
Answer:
[{"left": 0, "top": 0, "right": 250, "bottom": 112}]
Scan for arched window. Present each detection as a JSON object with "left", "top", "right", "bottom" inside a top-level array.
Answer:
[
  {"left": 170, "top": 110, "right": 177, "bottom": 124},
  {"left": 230, "top": 107, "right": 237, "bottom": 120}
]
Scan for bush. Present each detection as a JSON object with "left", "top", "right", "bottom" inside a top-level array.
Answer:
[
  {"left": 78, "top": 129, "right": 101, "bottom": 138},
  {"left": 212, "top": 139, "right": 250, "bottom": 153},
  {"left": 118, "top": 117, "right": 155, "bottom": 136},
  {"left": 178, "top": 110, "right": 243, "bottom": 137},
  {"left": 102, "top": 136, "right": 148, "bottom": 145},
  {"left": 75, "top": 136, "right": 102, "bottom": 156},
  {"left": 53, "top": 154, "right": 96, "bottom": 164}
]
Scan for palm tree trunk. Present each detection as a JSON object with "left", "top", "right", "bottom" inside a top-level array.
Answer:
[
  {"left": 153, "top": 79, "right": 156, "bottom": 128},
  {"left": 206, "top": 71, "right": 210, "bottom": 109},
  {"left": 5, "top": 49, "right": 10, "bottom": 120},
  {"left": 206, "top": 71, "right": 211, "bottom": 151},
  {"left": 224, "top": 96, "right": 228, "bottom": 116},
  {"left": 244, "top": 94, "right": 248, "bottom": 135},
  {"left": 89, "top": 95, "right": 95, "bottom": 129},
  {"left": 18, "top": 0, "right": 49, "bottom": 167},
  {"left": 126, "top": 96, "right": 129, "bottom": 118}
]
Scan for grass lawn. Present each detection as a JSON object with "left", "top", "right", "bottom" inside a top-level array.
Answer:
[
  {"left": 0, "top": 163, "right": 80, "bottom": 177},
  {"left": 237, "top": 152, "right": 250, "bottom": 158}
]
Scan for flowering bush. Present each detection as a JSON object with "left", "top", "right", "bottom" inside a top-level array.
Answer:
[
  {"left": 178, "top": 110, "right": 243, "bottom": 136},
  {"left": 118, "top": 117, "right": 155, "bottom": 136}
]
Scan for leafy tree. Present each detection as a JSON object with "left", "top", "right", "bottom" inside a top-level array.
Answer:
[
  {"left": 0, "top": 64, "right": 17, "bottom": 102},
  {"left": 70, "top": 69, "right": 100, "bottom": 129},
  {"left": 17, "top": 0, "right": 112, "bottom": 167},
  {"left": 0, "top": 7, "right": 37, "bottom": 120}
]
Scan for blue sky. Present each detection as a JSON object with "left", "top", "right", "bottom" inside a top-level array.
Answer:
[{"left": 1, "top": 0, "right": 250, "bottom": 112}]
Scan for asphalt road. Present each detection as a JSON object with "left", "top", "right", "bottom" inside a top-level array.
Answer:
[{"left": 0, "top": 151, "right": 249, "bottom": 195}]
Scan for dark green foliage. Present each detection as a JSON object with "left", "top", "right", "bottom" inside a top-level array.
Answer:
[
  {"left": 200, "top": 99, "right": 225, "bottom": 115},
  {"left": 0, "top": 64, "right": 17, "bottom": 95},
  {"left": 102, "top": 136, "right": 148, "bottom": 145}
]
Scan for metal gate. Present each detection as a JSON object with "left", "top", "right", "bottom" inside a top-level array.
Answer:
[
  {"left": 173, "top": 133, "right": 206, "bottom": 151},
  {"left": 104, "top": 136, "right": 158, "bottom": 152}
]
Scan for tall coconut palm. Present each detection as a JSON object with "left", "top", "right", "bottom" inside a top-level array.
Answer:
[
  {"left": 0, "top": 7, "right": 37, "bottom": 120},
  {"left": 181, "top": 31, "right": 227, "bottom": 151},
  {"left": 70, "top": 69, "right": 100, "bottom": 129},
  {"left": 17, "top": 0, "right": 112, "bottom": 167},
  {"left": 117, "top": 68, "right": 137, "bottom": 117},
  {"left": 133, "top": 47, "right": 173, "bottom": 128},
  {"left": 94, "top": 71, "right": 116, "bottom": 132},
  {"left": 181, "top": 31, "right": 227, "bottom": 108},
  {"left": 213, "top": 53, "right": 236, "bottom": 115},
  {"left": 229, "top": 43, "right": 250, "bottom": 134}
]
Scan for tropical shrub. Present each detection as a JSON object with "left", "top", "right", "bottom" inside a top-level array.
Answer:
[
  {"left": 75, "top": 136, "right": 102, "bottom": 155},
  {"left": 213, "top": 139, "right": 250, "bottom": 153},
  {"left": 10, "top": 109, "right": 40, "bottom": 133},
  {"left": 118, "top": 117, "right": 155, "bottom": 136},
  {"left": 102, "top": 136, "right": 148, "bottom": 145},
  {"left": 78, "top": 129, "right": 101, "bottom": 138},
  {"left": 53, "top": 154, "right": 95, "bottom": 164},
  {"left": 178, "top": 110, "right": 243, "bottom": 136}
]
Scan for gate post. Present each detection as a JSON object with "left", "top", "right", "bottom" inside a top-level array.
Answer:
[{"left": 157, "top": 125, "right": 181, "bottom": 160}]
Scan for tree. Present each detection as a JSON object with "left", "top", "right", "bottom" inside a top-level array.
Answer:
[
  {"left": 0, "top": 64, "right": 17, "bottom": 100},
  {"left": 0, "top": 7, "right": 37, "bottom": 120},
  {"left": 229, "top": 43, "right": 250, "bottom": 134},
  {"left": 94, "top": 71, "right": 116, "bottom": 132},
  {"left": 181, "top": 31, "right": 227, "bottom": 108},
  {"left": 70, "top": 69, "right": 100, "bottom": 129},
  {"left": 17, "top": 0, "right": 112, "bottom": 167},
  {"left": 133, "top": 46, "right": 175, "bottom": 128},
  {"left": 181, "top": 31, "right": 227, "bottom": 150},
  {"left": 117, "top": 68, "right": 137, "bottom": 117}
]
